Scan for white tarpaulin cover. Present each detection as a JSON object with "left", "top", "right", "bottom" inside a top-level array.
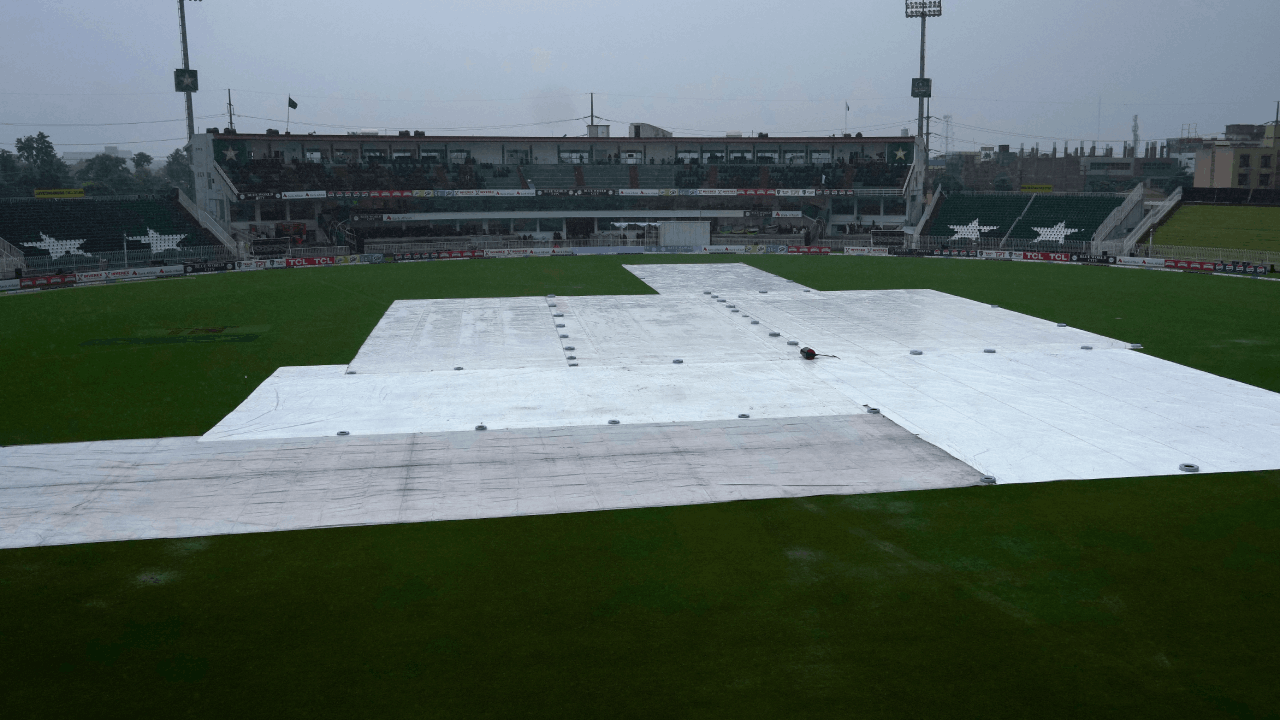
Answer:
[
  {"left": 0, "top": 415, "right": 978, "bottom": 549},
  {"left": 5, "top": 262, "right": 1280, "bottom": 548},
  {"left": 206, "top": 264, "right": 1280, "bottom": 484}
]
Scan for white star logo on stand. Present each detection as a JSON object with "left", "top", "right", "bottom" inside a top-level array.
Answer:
[
  {"left": 222, "top": 147, "right": 239, "bottom": 161},
  {"left": 29, "top": 232, "right": 90, "bottom": 258},
  {"left": 128, "top": 229, "right": 186, "bottom": 253},
  {"left": 947, "top": 219, "right": 998, "bottom": 241},
  {"left": 1030, "top": 221, "right": 1081, "bottom": 244},
  {"left": 894, "top": 148, "right": 908, "bottom": 161},
  {"left": 179, "top": 74, "right": 196, "bottom": 89}
]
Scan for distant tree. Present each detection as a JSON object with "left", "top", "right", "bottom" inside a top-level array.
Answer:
[
  {"left": 163, "top": 147, "right": 195, "bottom": 198},
  {"left": 13, "top": 132, "right": 72, "bottom": 192},
  {"left": 77, "top": 153, "right": 137, "bottom": 195},
  {"left": 132, "top": 152, "right": 153, "bottom": 171},
  {"left": 992, "top": 175, "right": 1013, "bottom": 192},
  {"left": 15, "top": 132, "right": 58, "bottom": 168},
  {"left": 936, "top": 173, "right": 964, "bottom": 194},
  {"left": 0, "top": 149, "right": 17, "bottom": 197},
  {"left": 1163, "top": 169, "right": 1192, "bottom": 195}
]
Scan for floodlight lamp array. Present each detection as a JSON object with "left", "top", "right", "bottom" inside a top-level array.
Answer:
[{"left": 905, "top": 0, "right": 942, "bottom": 18}]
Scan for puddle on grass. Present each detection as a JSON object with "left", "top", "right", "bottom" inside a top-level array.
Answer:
[
  {"left": 164, "top": 538, "right": 211, "bottom": 556},
  {"left": 134, "top": 570, "right": 178, "bottom": 587}
]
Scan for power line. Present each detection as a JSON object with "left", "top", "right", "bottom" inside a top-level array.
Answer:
[
  {"left": 1, "top": 115, "right": 221, "bottom": 127},
  {"left": 234, "top": 114, "right": 589, "bottom": 132}
]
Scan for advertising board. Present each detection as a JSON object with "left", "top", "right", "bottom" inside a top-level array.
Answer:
[
  {"left": 19, "top": 274, "right": 76, "bottom": 289},
  {"left": 844, "top": 247, "right": 890, "bottom": 256},
  {"left": 787, "top": 246, "right": 831, "bottom": 254}
]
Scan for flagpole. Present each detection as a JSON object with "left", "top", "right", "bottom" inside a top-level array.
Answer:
[{"left": 286, "top": 95, "right": 291, "bottom": 134}]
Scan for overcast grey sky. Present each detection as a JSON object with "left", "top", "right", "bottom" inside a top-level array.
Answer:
[{"left": 3, "top": 0, "right": 1277, "bottom": 159}]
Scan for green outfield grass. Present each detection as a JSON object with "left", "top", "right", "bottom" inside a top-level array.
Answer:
[
  {"left": 1154, "top": 204, "right": 1280, "bottom": 252},
  {"left": 2, "top": 257, "right": 1279, "bottom": 717}
]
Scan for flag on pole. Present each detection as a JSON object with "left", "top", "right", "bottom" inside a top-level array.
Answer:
[
  {"left": 845, "top": 102, "right": 850, "bottom": 111},
  {"left": 288, "top": 96, "right": 298, "bottom": 109}
]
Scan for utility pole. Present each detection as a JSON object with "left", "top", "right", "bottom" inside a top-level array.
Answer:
[
  {"left": 590, "top": 93, "right": 595, "bottom": 126},
  {"left": 177, "top": 0, "right": 195, "bottom": 141},
  {"left": 226, "top": 89, "right": 235, "bottom": 132},
  {"left": 906, "top": 1, "right": 941, "bottom": 225}
]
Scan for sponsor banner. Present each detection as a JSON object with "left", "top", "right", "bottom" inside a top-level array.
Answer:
[
  {"left": 618, "top": 188, "right": 680, "bottom": 196},
  {"left": 1163, "top": 259, "right": 1270, "bottom": 275},
  {"left": 284, "top": 256, "right": 337, "bottom": 268},
  {"left": 787, "top": 246, "right": 831, "bottom": 254},
  {"left": 772, "top": 210, "right": 804, "bottom": 218},
  {"left": 34, "top": 188, "right": 84, "bottom": 198},
  {"left": 738, "top": 188, "right": 777, "bottom": 196},
  {"left": 980, "top": 250, "right": 1017, "bottom": 260},
  {"left": 237, "top": 191, "right": 277, "bottom": 201},
  {"left": 536, "top": 188, "right": 616, "bottom": 196},
  {"left": 0, "top": 278, "right": 19, "bottom": 292},
  {"left": 817, "top": 189, "right": 858, "bottom": 196},
  {"left": 487, "top": 247, "right": 553, "bottom": 258},
  {"left": 697, "top": 189, "right": 739, "bottom": 197},
  {"left": 280, "top": 190, "right": 328, "bottom": 200},
  {"left": 844, "top": 247, "right": 890, "bottom": 256},
  {"left": 359, "top": 253, "right": 384, "bottom": 264},
  {"left": 561, "top": 246, "right": 645, "bottom": 255},
  {"left": 1021, "top": 251, "right": 1076, "bottom": 262},
  {"left": 934, "top": 249, "right": 979, "bottom": 257},
  {"left": 1020, "top": 185, "right": 1054, "bottom": 193},
  {"left": 19, "top": 274, "right": 76, "bottom": 289},
  {"left": 702, "top": 245, "right": 744, "bottom": 254},
  {"left": 437, "top": 249, "right": 480, "bottom": 260},
  {"left": 92, "top": 266, "right": 185, "bottom": 282},
  {"left": 1115, "top": 256, "right": 1168, "bottom": 267},
  {"left": 237, "top": 260, "right": 269, "bottom": 271},
  {"left": 776, "top": 189, "right": 817, "bottom": 197},
  {"left": 1165, "top": 259, "right": 1220, "bottom": 272},
  {"left": 183, "top": 261, "right": 237, "bottom": 274}
]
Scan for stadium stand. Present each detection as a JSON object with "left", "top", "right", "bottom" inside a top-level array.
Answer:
[
  {"left": 923, "top": 193, "right": 1033, "bottom": 240},
  {"left": 1005, "top": 195, "right": 1125, "bottom": 246},
  {"left": 0, "top": 194, "right": 221, "bottom": 260},
  {"left": 519, "top": 166, "right": 578, "bottom": 190}
]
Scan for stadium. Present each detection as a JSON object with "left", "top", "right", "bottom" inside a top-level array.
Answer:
[{"left": 3, "top": 1, "right": 1280, "bottom": 717}]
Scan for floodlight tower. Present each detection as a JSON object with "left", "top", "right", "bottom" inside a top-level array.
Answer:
[
  {"left": 175, "top": 0, "right": 202, "bottom": 141},
  {"left": 905, "top": 1, "right": 940, "bottom": 229},
  {"left": 906, "top": 1, "right": 940, "bottom": 161}
]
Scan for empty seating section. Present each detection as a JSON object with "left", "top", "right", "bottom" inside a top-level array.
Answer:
[
  {"left": 1005, "top": 196, "right": 1124, "bottom": 245},
  {"left": 636, "top": 166, "right": 677, "bottom": 187},
  {"left": 215, "top": 157, "right": 908, "bottom": 193},
  {"left": 580, "top": 166, "right": 630, "bottom": 188},
  {"left": 927, "top": 194, "right": 1032, "bottom": 239},
  {"left": 518, "top": 166, "right": 578, "bottom": 190},
  {"left": 0, "top": 196, "right": 217, "bottom": 258}
]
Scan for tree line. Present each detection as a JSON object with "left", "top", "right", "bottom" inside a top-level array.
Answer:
[{"left": 0, "top": 132, "right": 192, "bottom": 198}]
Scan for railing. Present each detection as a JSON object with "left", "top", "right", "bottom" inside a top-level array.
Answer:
[
  {"left": 1091, "top": 183, "right": 1145, "bottom": 248},
  {"left": 911, "top": 185, "right": 944, "bottom": 248},
  {"left": 19, "top": 246, "right": 233, "bottom": 274},
  {"left": 288, "top": 245, "right": 349, "bottom": 258},
  {"left": 1108, "top": 187, "right": 1182, "bottom": 257},
  {"left": 915, "top": 235, "right": 1093, "bottom": 254},
  {"left": 1146, "top": 244, "right": 1280, "bottom": 267},
  {"left": 176, "top": 189, "right": 238, "bottom": 254},
  {"left": 1000, "top": 194, "right": 1037, "bottom": 245},
  {"left": 0, "top": 235, "right": 27, "bottom": 278}
]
